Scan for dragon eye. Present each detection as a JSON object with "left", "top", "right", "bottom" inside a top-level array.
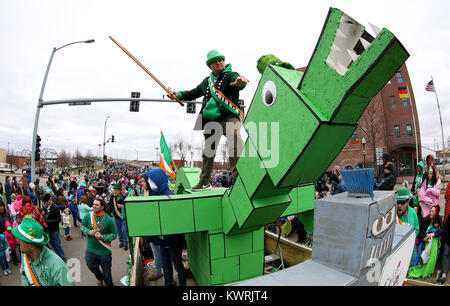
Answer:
[
  {"left": 262, "top": 80, "right": 277, "bottom": 106},
  {"left": 372, "top": 217, "right": 384, "bottom": 237},
  {"left": 385, "top": 206, "right": 395, "bottom": 227},
  {"left": 371, "top": 206, "right": 396, "bottom": 237}
]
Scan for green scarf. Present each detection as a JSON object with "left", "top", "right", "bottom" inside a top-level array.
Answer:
[{"left": 407, "top": 236, "right": 439, "bottom": 279}]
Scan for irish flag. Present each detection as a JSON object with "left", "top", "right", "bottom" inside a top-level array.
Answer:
[{"left": 159, "top": 131, "right": 176, "bottom": 180}]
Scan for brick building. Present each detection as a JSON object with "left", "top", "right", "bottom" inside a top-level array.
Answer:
[{"left": 326, "top": 64, "right": 422, "bottom": 183}]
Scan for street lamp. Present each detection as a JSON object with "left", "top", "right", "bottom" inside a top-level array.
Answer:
[
  {"left": 103, "top": 115, "right": 111, "bottom": 170},
  {"left": 31, "top": 39, "right": 95, "bottom": 182},
  {"left": 362, "top": 137, "right": 366, "bottom": 168}
]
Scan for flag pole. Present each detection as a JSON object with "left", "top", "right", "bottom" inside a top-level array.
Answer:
[
  {"left": 431, "top": 76, "right": 446, "bottom": 184},
  {"left": 406, "top": 85, "right": 419, "bottom": 167}
]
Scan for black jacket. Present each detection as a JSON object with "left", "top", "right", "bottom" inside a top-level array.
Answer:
[
  {"left": 179, "top": 65, "right": 245, "bottom": 129},
  {"left": 442, "top": 217, "right": 450, "bottom": 246},
  {"left": 44, "top": 203, "right": 61, "bottom": 232},
  {"left": 418, "top": 215, "right": 444, "bottom": 243},
  {"left": 377, "top": 172, "right": 396, "bottom": 191},
  {"left": 107, "top": 195, "right": 125, "bottom": 219}
]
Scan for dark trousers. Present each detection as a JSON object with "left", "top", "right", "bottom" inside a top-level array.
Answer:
[
  {"left": 0, "top": 254, "right": 9, "bottom": 271},
  {"left": 440, "top": 242, "right": 450, "bottom": 274},
  {"left": 9, "top": 247, "right": 20, "bottom": 265},
  {"left": 85, "top": 251, "right": 113, "bottom": 286},
  {"left": 72, "top": 211, "right": 81, "bottom": 227},
  {"left": 160, "top": 246, "right": 186, "bottom": 286},
  {"left": 48, "top": 230, "right": 66, "bottom": 262}
]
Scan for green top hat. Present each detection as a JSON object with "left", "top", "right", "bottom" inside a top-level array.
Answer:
[
  {"left": 113, "top": 184, "right": 122, "bottom": 190},
  {"left": 397, "top": 187, "right": 412, "bottom": 201},
  {"left": 12, "top": 217, "right": 49, "bottom": 246},
  {"left": 206, "top": 50, "right": 225, "bottom": 67}
]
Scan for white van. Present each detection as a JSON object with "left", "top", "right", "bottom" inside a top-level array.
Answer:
[{"left": 0, "top": 163, "right": 15, "bottom": 173}]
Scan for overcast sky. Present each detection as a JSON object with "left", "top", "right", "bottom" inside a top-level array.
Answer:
[{"left": 0, "top": 0, "right": 448, "bottom": 162}]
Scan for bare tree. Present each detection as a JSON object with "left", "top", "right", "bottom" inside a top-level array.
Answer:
[
  {"left": 55, "top": 149, "right": 71, "bottom": 170},
  {"left": 73, "top": 147, "right": 83, "bottom": 170},
  {"left": 84, "top": 149, "right": 96, "bottom": 168},
  {"left": 170, "top": 138, "right": 192, "bottom": 167},
  {"left": 358, "top": 98, "right": 384, "bottom": 168},
  {"left": 219, "top": 140, "right": 228, "bottom": 167}
]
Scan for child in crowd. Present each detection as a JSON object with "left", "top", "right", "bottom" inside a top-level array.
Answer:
[
  {"left": 7, "top": 194, "right": 17, "bottom": 219},
  {"left": 62, "top": 208, "right": 72, "bottom": 241},
  {"left": 13, "top": 195, "right": 22, "bottom": 216},
  {"left": 3, "top": 221, "right": 20, "bottom": 265},
  {"left": 0, "top": 232, "right": 11, "bottom": 275}
]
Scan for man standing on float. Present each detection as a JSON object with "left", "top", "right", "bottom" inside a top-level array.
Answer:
[{"left": 168, "top": 50, "right": 248, "bottom": 190}]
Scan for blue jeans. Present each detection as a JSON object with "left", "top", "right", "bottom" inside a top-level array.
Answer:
[
  {"left": 114, "top": 218, "right": 128, "bottom": 247},
  {"left": 64, "top": 227, "right": 70, "bottom": 237},
  {"left": 160, "top": 246, "right": 186, "bottom": 286},
  {"left": 0, "top": 254, "right": 9, "bottom": 271},
  {"left": 150, "top": 242, "right": 163, "bottom": 275},
  {"left": 48, "top": 230, "right": 66, "bottom": 262},
  {"left": 85, "top": 251, "right": 113, "bottom": 286}
]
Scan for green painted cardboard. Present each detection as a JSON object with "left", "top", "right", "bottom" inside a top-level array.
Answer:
[
  {"left": 224, "top": 231, "right": 253, "bottom": 257},
  {"left": 209, "top": 234, "right": 225, "bottom": 260},
  {"left": 126, "top": 201, "right": 161, "bottom": 236},
  {"left": 252, "top": 227, "right": 265, "bottom": 252},
  {"left": 159, "top": 198, "right": 195, "bottom": 234},
  {"left": 193, "top": 196, "right": 222, "bottom": 233},
  {"left": 239, "top": 251, "right": 264, "bottom": 280},
  {"left": 124, "top": 7, "right": 409, "bottom": 286}
]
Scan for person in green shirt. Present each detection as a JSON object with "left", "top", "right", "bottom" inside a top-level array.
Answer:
[
  {"left": 81, "top": 196, "right": 117, "bottom": 286},
  {"left": 396, "top": 187, "right": 420, "bottom": 266},
  {"left": 396, "top": 187, "right": 420, "bottom": 237},
  {"left": 12, "top": 216, "right": 74, "bottom": 286},
  {"left": 167, "top": 50, "right": 248, "bottom": 190}
]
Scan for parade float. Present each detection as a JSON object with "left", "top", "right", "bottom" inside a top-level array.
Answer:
[{"left": 123, "top": 7, "right": 419, "bottom": 286}]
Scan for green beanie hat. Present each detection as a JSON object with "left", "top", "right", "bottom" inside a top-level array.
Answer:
[
  {"left": 257, "top": 54, "right": 295, "bottom": 74},
  {"left": 206, "top": 50, "right": 225, "bottom": 66},
  {"left": 397, "top": 187, "right": 412, "bottom": 201}
]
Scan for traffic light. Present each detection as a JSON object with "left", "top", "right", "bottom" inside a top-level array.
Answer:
[
  {"left": 103, "top": 155, "right": 107, "bottom": 164},
  {"left": 35, "top": 134, "right": 41, "bottom": 161},
  {"left": 238, "top": 99, "right": 244, "bottom": 109},
  {"left": 186, "top": 102, "right": 196, "bottom": 114},
  {"left": 111, "top": 135, "right": 115, "bottom": 143},
  {"left": 130, "top": 92, "right": 140, "bottom": 112}
]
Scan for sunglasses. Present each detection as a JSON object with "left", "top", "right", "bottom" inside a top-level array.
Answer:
[{"left": 397, "top": 200, "right": 408, "bottom": 206}]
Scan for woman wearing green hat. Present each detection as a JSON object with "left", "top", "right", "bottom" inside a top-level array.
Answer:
[
  {"left": 167, "top": 50, "right": 248, "bottom": 190},
  {"left": 12, "top": 217, "right": 74, "bottom": 286}
]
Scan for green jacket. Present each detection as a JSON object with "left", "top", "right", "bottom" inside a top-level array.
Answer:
[
  {"left": 81, "top": 212, "right": 117, "bottom": 256},
  {"left": 20, "top": 246, "right": 74, "bottom": 286},
  {"left": 399, "top": 206, "right": 420, "bottom": 237},
  {"left": 179, "top": 64, "right": 246, "bottom": 127}
]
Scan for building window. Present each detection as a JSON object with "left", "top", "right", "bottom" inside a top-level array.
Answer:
[
  {"left": 402, "top": 98, "right": 409, "bottom": 108},
  {"left": 390, "top": 96, "right": 397, "bottom": 109},
  {"left": 394, "top": 125, "right": 401, "bottom": 138},
  {"left": 406, "top": 124, "right": 413, "bottom": 137},
  {"left": 396, "top": 71, "right": 404, "bottom": 84}
]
